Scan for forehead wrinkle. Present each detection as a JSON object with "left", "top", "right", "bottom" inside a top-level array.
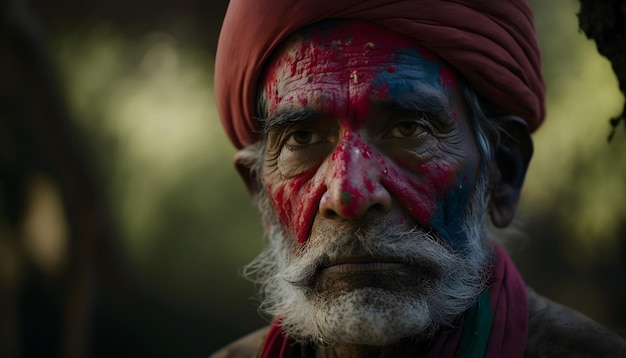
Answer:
[{"left": 261, "top": 23, "right": 455, "bottom": 130}]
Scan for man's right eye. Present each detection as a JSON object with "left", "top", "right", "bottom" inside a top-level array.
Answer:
[{"left": 286, "top": 130, "right": 321, "bottom": 146}]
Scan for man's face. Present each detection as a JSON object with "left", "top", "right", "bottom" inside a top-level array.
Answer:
[{"left": 252, "top": 21, "right": 491, "bottom": 345}]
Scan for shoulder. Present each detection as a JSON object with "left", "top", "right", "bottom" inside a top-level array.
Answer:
[
  {"left": 525, "top": 287, "right": 626, "bottom": 357},
  {"left": 209, "top": 326, "right": 271, "bottom": 358}
]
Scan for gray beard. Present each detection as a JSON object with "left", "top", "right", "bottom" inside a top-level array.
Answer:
[{"left": 244, "top": 174, "right": 493, "bottom": 346}]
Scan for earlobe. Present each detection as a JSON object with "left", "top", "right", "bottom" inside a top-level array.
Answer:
[
  {"left": 488, "top": 116, "right": 534, "bottom": 228},
  {"left": 234, "top": 144, "right": 263, "bottom": 197}
]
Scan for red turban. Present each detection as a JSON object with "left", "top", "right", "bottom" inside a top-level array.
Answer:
[{"left": 215, "top": 0, "right": 545, "bottom": 149}]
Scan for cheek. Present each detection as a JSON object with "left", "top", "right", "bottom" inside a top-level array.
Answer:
[
  {"left": 430, "top": 169, "right": 477, "bottom": 249},
  {"left": 266, "top": 168, "right": 325, "bottom": 243},
  {"left": 382, "top": 161, "right": 475, "bottom": 247},
  {"left": 382, "top": 162, "right": 456, "bottom": 226}
]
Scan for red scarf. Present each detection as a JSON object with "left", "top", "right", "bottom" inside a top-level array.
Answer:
[{"left": 259, "top": 244, "right": 528, "bottom": 357}]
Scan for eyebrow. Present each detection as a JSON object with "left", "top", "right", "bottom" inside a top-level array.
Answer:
[
  {"left": 379, "top": 88, "right": 453, "bottom": 118},
  {"left": 261, "top": 108, "right": 318, "bottom": 133},
  {"left": 260, "top": 86, "right": 453, "bottom": 131}
]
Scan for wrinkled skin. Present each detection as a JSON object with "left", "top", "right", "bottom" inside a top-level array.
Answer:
[
  {"left": 260, "top": 21, "right": 481, "bottom": 250},
  {"left": 235, "top": 20, "right": 533, "bottom": 356}
]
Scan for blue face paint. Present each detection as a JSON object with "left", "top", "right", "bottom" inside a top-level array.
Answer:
[
  {"left": 429, "top": 169, "right": 477, "bottom": 252},
  {"left": 370, "top": 47, "right": 479, "bottom": 251},
  {"left": 262, "top": 19, "right": 482, "bottom": 250},
  {"left": 373, "top": 48, "right": 443, "bottom": 101}
]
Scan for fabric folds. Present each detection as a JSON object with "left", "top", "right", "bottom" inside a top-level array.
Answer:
[{"left": 215, "top": 0, "right": 545, "bottom": 149}]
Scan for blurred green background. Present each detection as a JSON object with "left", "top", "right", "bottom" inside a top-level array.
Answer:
[{"left": 1, "top": 0, "right": 625, "bottom": 357}]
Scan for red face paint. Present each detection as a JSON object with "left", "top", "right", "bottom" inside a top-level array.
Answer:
[
  {"left": 261, "top": 21, "right": 479, "bottom": 245},
  {"left": 439, "top": 66, "right": 458, "bottom": 88},
  {"left": 262, "top": 21, "right": 419, "bottom": 129},
  {"left": 384, "top": 161, "right": 458, "bottom": 225},
  {"left": 327, "top": 131, "right": 377, "bottom": 218}
]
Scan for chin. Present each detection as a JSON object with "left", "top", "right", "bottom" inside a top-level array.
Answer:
[
  {"left": 275, "top": 286, "right": 436, "bottom": 346},
  {"left": 247, "top": 176, "right": 492, "bottom": 346}
]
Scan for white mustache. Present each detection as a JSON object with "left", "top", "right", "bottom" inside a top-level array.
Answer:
[{"left": 278, "top": 226, "right": 465, "bottom": 288}]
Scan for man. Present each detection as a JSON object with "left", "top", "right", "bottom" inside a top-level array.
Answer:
[{"left": 211, "top": 0, "right": 626, "bottom": 357}]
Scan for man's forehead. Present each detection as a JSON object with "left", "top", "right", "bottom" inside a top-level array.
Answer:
[
  {"left": 261, "top": 19, "right": 452, "bottom": 95},
  {"left": 259, "top": 19, "right": 459, "bottom": 123},
  {"left": 216, "top": 0, "right": 544, "bottom": 148},
  {"left": 276, "top": 20, "right": 440, "bottom": 62}
]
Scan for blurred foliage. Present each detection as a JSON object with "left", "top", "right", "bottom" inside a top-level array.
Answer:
[
  {"left": 523, "top": 0, "right": 626, "bottom": 256},
  {"left": 32, "top": 0, "right": 626, "bottom": 354},
  {"left": 50, "top": 23, "right": 266, "bottom": 351}
]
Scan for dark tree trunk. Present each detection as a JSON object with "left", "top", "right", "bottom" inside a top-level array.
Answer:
[
  {"left": 1, "top": 2, "right": 133, "bottom": 357},
  {"left": 578, "top": 0, "right": 626, "bottom": 140}
]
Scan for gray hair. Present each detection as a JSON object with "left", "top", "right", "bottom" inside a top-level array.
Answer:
[{"left": 460, "top": 80, "right": 508, "bottom": 171}]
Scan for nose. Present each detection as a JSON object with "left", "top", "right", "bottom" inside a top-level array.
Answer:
[{"left": 319, "top": 141, "right": 392, "bottom": 219}]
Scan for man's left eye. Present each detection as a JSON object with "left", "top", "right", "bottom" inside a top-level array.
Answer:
[
  {"left": 286, "top": 130, "right": 322, "bottom": 146},
  {"left": 388, "top": 121, "right": 425, "bottom": 138}
]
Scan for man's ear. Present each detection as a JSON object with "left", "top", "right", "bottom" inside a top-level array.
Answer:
[
  {"left": 489, "top": 116, "right": 534, "bottom": 228},
  {"left": 234, "top": 144, "right": 263, "bottom": 197}
]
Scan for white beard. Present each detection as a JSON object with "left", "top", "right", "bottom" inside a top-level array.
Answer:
[{"left": 244, "top": 174, "right": 493, "bottom": 346}]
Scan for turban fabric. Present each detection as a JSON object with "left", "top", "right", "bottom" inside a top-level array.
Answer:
[{"left": 215, "top": 0, "right": 545, "bottom": 149}]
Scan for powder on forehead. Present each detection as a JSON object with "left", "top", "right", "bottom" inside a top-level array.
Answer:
[
  {"left": 260, "top": 21, "right": 450, "bottom": 118},
  {"left": 259, "top": 21, "right": 473, "bottom": 244},
  {"left": 216, "top": 0, "right": 544, "bottom": 149},
  {"left": 263, "top": 21, "right": 438, "bottom": 79}
]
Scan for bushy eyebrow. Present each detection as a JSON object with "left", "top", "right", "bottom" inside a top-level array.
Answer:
[
  {"left": 260, "top": 86, "right": 453, "bottom": 132},
  {"left": 379, "top": 89, "right": 453, "bottom": 119},
  {"left": 261, "top": 108, "right": 318, "bottom": 133}
]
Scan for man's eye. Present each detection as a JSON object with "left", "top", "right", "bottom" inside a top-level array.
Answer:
[
  {"left": 388, "top": 121, "right": 425, "bottom": 138},
  {"left": 286, "top": 130, "right": 322, "bottom": 146}
]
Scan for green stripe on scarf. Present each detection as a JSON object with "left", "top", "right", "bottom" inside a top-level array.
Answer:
[{"left": 456, "top": 291, "right": 493, "bottom": 357}]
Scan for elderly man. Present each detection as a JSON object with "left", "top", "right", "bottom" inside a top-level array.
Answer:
[{"left": 211, "top": 0, "right": 626, "bottom": 357}]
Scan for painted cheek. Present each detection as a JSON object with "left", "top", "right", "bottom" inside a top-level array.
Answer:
[
  {"left": 416, "top": 163, "right": 459, "bottom": 190},
  {"left": 268, "top": 168, "right": 326, "bottom": 243},
  {"left": 384, "top": 176, "right": 432, "bottom": 226},
  {"left": 429, "top": 169, "right": 476, "bottom": 249},
  {"left": 382, "top": 161, "right": 470, "bottom": 247},
  {"left": 268, "top": 132, "right": 377, "bottom": 243},
  {"left": 382, "top": 163, "right": 440, "bottom": 227}
]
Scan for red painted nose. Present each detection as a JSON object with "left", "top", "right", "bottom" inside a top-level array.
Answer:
[{"left": 319, "top": 139, "right": 391, "bottom": 219}]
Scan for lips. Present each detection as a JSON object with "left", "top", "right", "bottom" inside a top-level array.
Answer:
[
  {"left": 320, "top": 255, "right": 406, "bottom": 275},
  {"left": 308, "top": 254, "right": 437, "bottom": 297},
  {"left": 323, "top": 262, "right": 405, "bottom": 274}
]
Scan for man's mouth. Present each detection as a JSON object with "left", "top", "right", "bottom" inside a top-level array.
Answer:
[
  {"left": 302, "top": 252, "right": 438, "bottom": 296},
  {"left": 320, "top": 255, "right": 406, "bottom": 275}
]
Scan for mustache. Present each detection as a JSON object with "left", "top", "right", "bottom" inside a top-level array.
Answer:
[{"left": 278, "top": 226, "right": 463, "bottom": 288}]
